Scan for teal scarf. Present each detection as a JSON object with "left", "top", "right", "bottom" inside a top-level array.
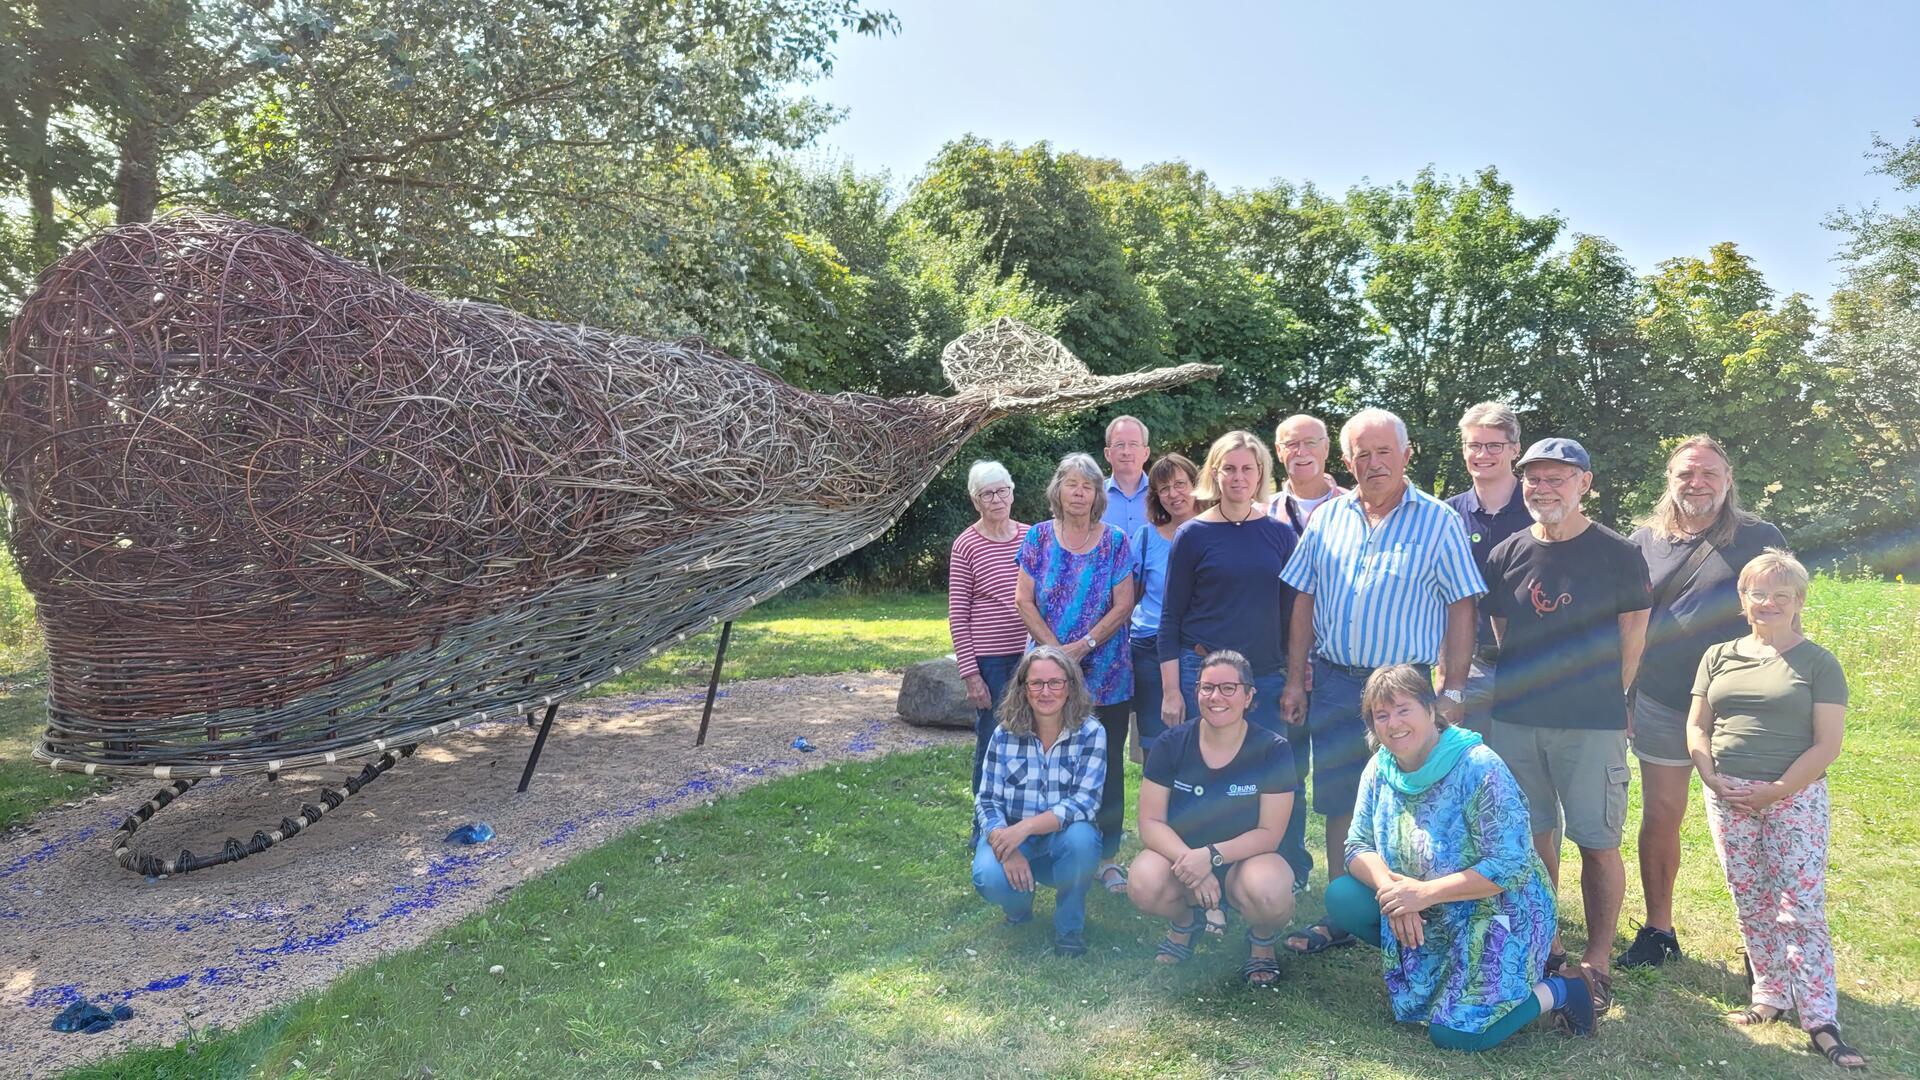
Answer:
[{"left": 1377, "top": 725, "right": 1482, "bottom": 796}]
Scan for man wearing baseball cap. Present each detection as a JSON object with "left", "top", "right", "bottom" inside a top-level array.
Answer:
[{"left": 1481, "top": 437, "right": 1652, "bottom": 1014}]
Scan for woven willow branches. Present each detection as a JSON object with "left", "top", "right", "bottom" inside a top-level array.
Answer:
[{"left": 0, "top": 213, "right": 1219, "bottom": 781}]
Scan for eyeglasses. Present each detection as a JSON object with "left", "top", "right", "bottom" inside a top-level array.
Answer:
[
  {"left": 976, "top": 487, "right": 1014, "bottom": 502},
  {"left": 1026, "top": 678, "right": 1068, "bottom": 692},
  {"left": 1195, "top": 682, "right": 1246, "bottom": 697},
  {"left": 1279, "top": 438, "right": 1324, "bottom": 452},
  {"left": 1743, "top": 589, "right": 1799, "bottom": 606},
  {"left": 1522, "top": 471, "right": 1580, "bottom": 489},
  {"left": 1107, "top": 441, "right": 1146, "bottom": 451},
  {"left": 1463, "top": 441, "right": 1510, "bottom": 455}
]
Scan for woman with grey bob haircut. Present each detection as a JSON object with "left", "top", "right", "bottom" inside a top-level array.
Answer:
[
  {"left": 1017, "top": 450, "right": 1137, "bottom": 892},
  {"left": 950, "top": 459, "right": 1030, "bottom": 806}
]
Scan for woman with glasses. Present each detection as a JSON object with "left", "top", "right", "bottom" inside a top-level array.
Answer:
[
  {"left": 973, "top": 646, "right": 1109, "bottom": 957},
  {"left": 1127, "top": 650, "right": 1296, "bottom": 985},
  {"left": 1129, "top": 453, "right": 1203, "bottom": 755},
  {"left": 950, "top": 460, "right": 1030, "bottom": 800},
  {"left": 1689, "top": 550, "right": 1863, "bottom": 1069},
  {"left": 1017, "top": 452, "right": 1136, "bottom": 893}
]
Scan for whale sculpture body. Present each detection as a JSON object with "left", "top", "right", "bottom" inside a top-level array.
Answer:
[{"left": 0, "top": 214, "right": 1218, "bottom": 810}]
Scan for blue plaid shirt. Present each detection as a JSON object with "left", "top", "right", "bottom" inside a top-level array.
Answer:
[{"left": 974, "top": 717, "right": 1108, "bottom": 837}]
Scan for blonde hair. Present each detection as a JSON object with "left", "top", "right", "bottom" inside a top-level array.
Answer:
[
  {"left": 1738, "top": 547, "right": 1810, "bottom": 599},
  {"left": 1359, "top": 664, "right": 1448, "bottom": 750},
  {"left": 996, "top": 646, "right": 1093, "bottom": 737},
  {"left": 1641, "top": 434, "right": 1755, "bottom": 548},
  {"left": 1193, "top": 430, "right": 1276, "bottom": 503},
  {"left": 1457, "top": 402, "right": 1521, "bottom": 446}
]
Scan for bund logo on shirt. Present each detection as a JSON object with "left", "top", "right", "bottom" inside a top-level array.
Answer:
[
  {"left": 1226, "top": 783, "right": 1258, "bottom": 797},
  {"left": 1526, "top": 576, "right": 1573, "bottom": 616}
]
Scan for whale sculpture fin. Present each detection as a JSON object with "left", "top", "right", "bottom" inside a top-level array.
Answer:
[{"left": 940, "top": 317, "right": 1220, "bottom": 416}]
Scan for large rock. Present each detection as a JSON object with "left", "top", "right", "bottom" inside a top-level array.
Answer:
[{"left": 897, "top": 656, "right": 977, "bottom": 729}]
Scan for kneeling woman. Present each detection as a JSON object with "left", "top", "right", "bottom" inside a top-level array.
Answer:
[
  {"left": 973, "top": 645, "right": 1109, "bottom": 957},
  {"left": 1127, "top": 650, "right": 1297, "bottom": 985},
  {"left": 1326, "top": 664, "right": 1596, "bottom": 1049}
]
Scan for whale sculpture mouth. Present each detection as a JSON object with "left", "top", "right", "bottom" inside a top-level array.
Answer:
[{"left": 0, "top": 213, "right": 1218, "bottom": 872}]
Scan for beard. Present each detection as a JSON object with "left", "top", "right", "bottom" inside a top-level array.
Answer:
[
  {"left": 1527, "top": 501, "right": 1567, "bottom": 525},
  {"left": 1677, "top": 491, "right": 1725, "bottom": 519}
]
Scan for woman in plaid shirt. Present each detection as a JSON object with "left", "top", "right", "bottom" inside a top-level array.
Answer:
[{"left": 972, "top": 645, "right": 1109, "bottom": 957}]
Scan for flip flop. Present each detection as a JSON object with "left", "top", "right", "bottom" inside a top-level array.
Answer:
[{"left": 1282, "top": 921, "right": 1356, "bottom": 955}]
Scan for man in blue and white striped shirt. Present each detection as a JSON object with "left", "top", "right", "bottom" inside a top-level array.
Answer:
[{"left": 1277, "top": 407, "right": 1485, "bottom": 953}]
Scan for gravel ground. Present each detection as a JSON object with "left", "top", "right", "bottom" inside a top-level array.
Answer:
[{"left": 0, "top": 672, "right": 963, "bottom": 1078}]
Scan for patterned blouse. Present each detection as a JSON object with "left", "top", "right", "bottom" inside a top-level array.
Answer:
[
  {"left": 1344, "top": 743, "right": 1555, "bottom": 1033},
  {"left": 1016, "top": 520, "right": 1134, "bottom": 706}
]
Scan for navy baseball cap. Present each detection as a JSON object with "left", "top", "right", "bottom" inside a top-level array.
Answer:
[{"left": 1517, "top": 437, "right": 1591, "bottom": 470}]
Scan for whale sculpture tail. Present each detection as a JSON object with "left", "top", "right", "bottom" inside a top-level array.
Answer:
[{"left": 941, "top": 317, "right": 1218, "bottom": 417}]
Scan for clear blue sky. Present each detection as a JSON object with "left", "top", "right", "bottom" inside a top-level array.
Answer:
[{"left": 809, "top": 0, "right": 1920, "bottom": 303}]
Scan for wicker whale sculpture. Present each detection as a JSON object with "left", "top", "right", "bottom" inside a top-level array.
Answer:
[{"left": 0, "top": 213, "right": 1219, "bottom": 874}]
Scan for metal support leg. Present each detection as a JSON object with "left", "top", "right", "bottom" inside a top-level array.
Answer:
[
  {"left": 517, "top": 702, "right": 561, "bottom": 793},
  {"left": 694, "top": 620, "right": 734, "bottom": 747}
]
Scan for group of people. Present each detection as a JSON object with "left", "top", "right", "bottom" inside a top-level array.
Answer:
[{"left": 947, "top": 407, "right": 1864, "bottom": 1067}]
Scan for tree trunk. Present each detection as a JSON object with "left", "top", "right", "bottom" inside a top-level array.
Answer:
[
  {"left": 25, "top": 84, "right": 60, "bottom": 271},
  {"left": 113, "top": 115, "right": 160, "bottom": 224}
]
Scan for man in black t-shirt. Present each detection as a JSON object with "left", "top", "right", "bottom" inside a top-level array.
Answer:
[
  {"left": 1619, "top": 435, "right": 1787, "bottom": 971},
  {"left": 1485, "top": 438, "right": 1651, "bottom": 1000}
]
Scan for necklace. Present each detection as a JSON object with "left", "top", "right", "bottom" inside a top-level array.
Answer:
[{"left": 1226, "top": 501, "right": 1259, "bottom": 526}]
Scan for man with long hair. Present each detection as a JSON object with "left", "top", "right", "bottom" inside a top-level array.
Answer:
[{"left": 1619, "top": 435, "right": 1787, "bottom": 970}]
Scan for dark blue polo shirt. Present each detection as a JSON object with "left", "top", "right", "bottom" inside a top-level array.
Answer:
[{"left": 1446, "top": 486, "right": 1533, "bottom": 652}]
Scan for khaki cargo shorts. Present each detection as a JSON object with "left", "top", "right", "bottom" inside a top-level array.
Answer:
[{"left": 1488, "top": 722, "right": 1630, "bottom": 849}]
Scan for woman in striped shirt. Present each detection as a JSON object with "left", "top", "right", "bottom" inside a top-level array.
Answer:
[{"left": 949, "top": 459, "right": 1030, "bottom": 801}]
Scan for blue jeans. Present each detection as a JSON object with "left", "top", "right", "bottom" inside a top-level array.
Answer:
[
  {"left": 972, "top": 820, "right": 1101, "bottom": 936},
  {"left": 1174, "top": 653, "right": 1310, "bottom": 886},
  {"left": 1130, "top": 635, "right": 1167, "bottom": 753},
  {"left": 970, "top": 652, "right": 1022, "bottom": 800}
]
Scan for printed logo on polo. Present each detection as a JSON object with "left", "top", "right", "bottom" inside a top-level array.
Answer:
[
  {"left": 1173, "top": 780, "right": 1195, "bottom": 794},
  {"left": 1227, "top": 783, "right": 1258, "bottom": 797}
]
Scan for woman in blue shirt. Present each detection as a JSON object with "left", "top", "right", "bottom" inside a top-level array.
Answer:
[
  {"left": 1128, "top": 650, "right": 1297, "bottom": 985},
  {"left": 1327, "top": 664, "right": 1596, "bottom": 1049},
  {"left": 1156, "top": 430, "right": 1306, "bottom": 884},
  {"left": 1129, "top": 453, "right": 1202, "bottom": 754}
]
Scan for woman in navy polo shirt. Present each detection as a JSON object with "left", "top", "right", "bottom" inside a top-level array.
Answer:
[{"left": 1126, "top": 650, "right": 1297, "bottom": 985}]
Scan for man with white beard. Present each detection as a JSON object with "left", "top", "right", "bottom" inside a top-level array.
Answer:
[
  {"left": 1266, "top": 414, "right": 1345, "bottom": 532},
  {"left": 1482, "top": 438, "right": 1651, "bottom": 1013},
  {"left": 1618, "top": 435, "right": 1787, "bottom": 971}
]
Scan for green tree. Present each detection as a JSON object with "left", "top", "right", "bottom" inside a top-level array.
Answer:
[{"left": 1345, "top": 167, "right": 1564, "bottom": 492}]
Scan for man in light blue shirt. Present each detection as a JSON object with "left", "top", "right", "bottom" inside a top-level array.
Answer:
[
  {"left": 1100, "top": 415, "right": 1151, "bottom": 538},
  {"left": 1277, "top": 407, "right": 1485, "bottom": 954}
]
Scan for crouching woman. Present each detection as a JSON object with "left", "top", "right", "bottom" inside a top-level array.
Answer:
[
  {"left": 1326, "top": 664, "right": 1596, "bottom": 1049},
  {"left": 1126, "top": 650, "right": 1297, "bottom": 985},
  {"left": 973, "top": 645, "right": 1108, "bottom": 957}
]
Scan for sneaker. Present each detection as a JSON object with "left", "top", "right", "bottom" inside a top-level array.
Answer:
[
  {"left": 1052, "top": 931, "right": 1087, "bottom": 958},
  {"left": 1616, "top": 923, "right": 1681, "bottom": 969}
]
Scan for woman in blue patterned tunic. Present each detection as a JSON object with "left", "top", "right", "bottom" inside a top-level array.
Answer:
[
  {"left": 1324, "top": 664, "right": 1597, "bottom": 1050},
  {"left": 1016, "top": 452, "right": 1136, "bottom": 892}
]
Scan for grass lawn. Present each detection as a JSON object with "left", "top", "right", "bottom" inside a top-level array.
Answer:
[
  {"left": 65, "top": 577, "right": 1920, "bottom": 1078},
  {"left": 0, "top": 590, "right": 949, "bottom": 828}
]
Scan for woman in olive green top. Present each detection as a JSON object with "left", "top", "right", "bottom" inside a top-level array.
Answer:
[{"left": 1688, "top": 549, "right": 1862, "bottom": 1070}]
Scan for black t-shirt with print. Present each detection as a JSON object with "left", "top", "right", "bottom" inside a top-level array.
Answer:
[
  {"left": 1143, "top": 721, "right": 1294, "bottom": 849},
  {"left": 1631, "top": 517, "right": 1788, "bottom": 708},
  {"left": 1485, "top": 523, "right": 1652, "bottom": 730}
]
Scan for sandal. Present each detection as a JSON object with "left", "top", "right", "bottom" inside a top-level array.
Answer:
[
  {"left": 1282, "top": 921, "right": 1356, "bottom": 955},
  {"left": 1097, "top": 863, "right": 1129, "bottom": 895},
  {"left": 1585, "top": 964, "right": 1615, "bottom": 1014},
  {"left": 1156, "top": 910, "right": 1203, "bottom": 965},
  {"left": 1204, "top": 907, "right": 1227, "bottom": 937},
  {"left": 1243, "top": 929, "right": 1282, "bottom": 987},
  {"left": 1728, "top": 1003, "right": 1785, "bottom": 1026},
  {"left": 1807, "top": 1024, "right": 1866, "bottom": 1070},
  {"left": 1544, "top": 950, "right": 1568, "bottom": 977},
  {"left": 1551, "top": 963, "right": 1598, "bottom": 1038}
]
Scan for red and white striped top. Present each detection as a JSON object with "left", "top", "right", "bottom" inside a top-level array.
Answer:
[{"left": 948, "top": 522, "right": 1029, "bottom": 679}]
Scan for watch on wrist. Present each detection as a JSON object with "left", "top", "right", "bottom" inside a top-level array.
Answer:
[
  {"left": 1208, "top": 843, "right": 1225, "bottom": 868},
  {"left": 1440, "top": 688, "right": 1465, "bottom": 704},
  {"left": 1084, "top": 634, "right": 1099, "bottom": 650}
]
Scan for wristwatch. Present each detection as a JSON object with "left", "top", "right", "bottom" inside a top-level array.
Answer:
[
  {"left": 1208, "top": 843, "right": 1225, "bottom": 868},
  {"left": 1084, "top": 634, "right": 1099, "bottom": 650},
  {"left": 1440, "top": 688, "right": 1465, "bottom": 704}
]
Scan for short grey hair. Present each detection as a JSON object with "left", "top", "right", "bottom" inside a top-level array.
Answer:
[
  {"left": 1340, "top": 407, "right": 1409, "bottom": 456},
  {"left": 1457, "top": 402, "right": 1521, "bottom": 446},
  {"left": 966, "top": 459, "right": 1013, "bottom": 499},
  {"left": 1273, "top": 413, "right": 1328, "bottom": 445},
  {"left": 1046, "top": 452, "right": 1108, "bottom": 523},
  {"left": 1105, "top": 415, "right": 1149, "bottom": 446}
]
